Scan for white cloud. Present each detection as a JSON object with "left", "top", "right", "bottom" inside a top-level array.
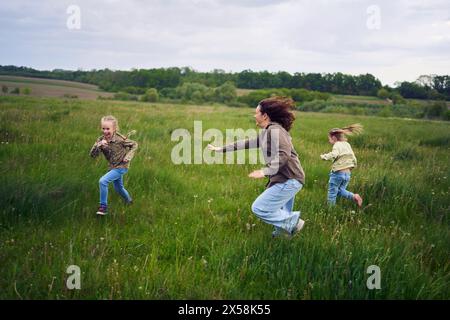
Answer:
[{"left": 0, "top": 0, "right": 449, "bottom": 85}]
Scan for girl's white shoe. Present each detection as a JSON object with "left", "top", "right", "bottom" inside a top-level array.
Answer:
[{"left": 96, "top": 206, "right": 108, "bottom": 215}]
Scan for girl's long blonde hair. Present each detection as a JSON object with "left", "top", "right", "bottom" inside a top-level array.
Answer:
[
  {"left": 101, "top": 115, "right": 119, "bottom": 131},
  {"left": 329, "top": 123, "right": 363, "bottom": 141},
  {"left": 101, "top": 115, "right": 136, "bottom": 138}
]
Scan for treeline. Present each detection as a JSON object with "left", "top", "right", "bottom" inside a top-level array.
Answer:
[
  {"left": 1, "top": 65, "right": 448, "bottom": 100},
  {"left": 105, "top": 82, "right": 237, "bottom": 105}
]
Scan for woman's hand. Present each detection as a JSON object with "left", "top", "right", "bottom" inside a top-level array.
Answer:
[
  {"left": 248, "top": 169, "right": 265, "bottom": 179},
  {"left": 207, "top": 144, "right": 222, "bottom": 152}
]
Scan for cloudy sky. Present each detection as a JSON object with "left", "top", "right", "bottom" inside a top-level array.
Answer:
[{"left": 1, "top": 0, "right": 449, "bottom": 86}]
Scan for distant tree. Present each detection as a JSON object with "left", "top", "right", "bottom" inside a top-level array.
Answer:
[
  {"left": 1, "top": 85, "right": 7, "bottom": 94},
  {"left": 214, "top": 81, "right": 237, "bottom": 104},
  {"left": 397, "top": 82, "right": 428, "bottom": 99},
  {"left": 122, "top": 86, "right": 145, "bottom": 95},
  {"left": 390, "top": 92, "right": 405, "bottom": 105},
  {"left": 355, "top": 73, "right": 382, "bottom": 96},
  {"left": 140, "top": 88, "right": 159, "bottom": 102},
  {"left": 176, "top": 82, "right": 213, "bottom": 102},
  {"left": 416, "top": 75, "right": 433, "bottom": 88},
  {"left": 431, "top": 75, "right": 450, "bottom": 99},
  {"left": 377, "top": 88, "right": 390, "bottom": 99},
  {"left": 159, "top": 87, "right": 177, "bottom": 99}
]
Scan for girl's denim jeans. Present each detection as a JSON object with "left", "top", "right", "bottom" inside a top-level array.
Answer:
[
  {"left": 251, "top": 178, "right": 303, "bottom": 234},
  {"left": 99, "top": 168, "right": 132, "bottom": 207},
  {"left": 327, "top": 171, "right": 354, "bottom": 205}
]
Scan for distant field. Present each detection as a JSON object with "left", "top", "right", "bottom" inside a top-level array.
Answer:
[
  {"left": 330, "top": 94, "right": 390, "bottom": 106},
  {"left": 0, "top": 76, "right": 114, "bottom": 100},
  {"left": 236, "top": 88, "right": 255, "bottom": 97},
  {"left": 0, "top": 95, "right": 449, "bottom": 299}
]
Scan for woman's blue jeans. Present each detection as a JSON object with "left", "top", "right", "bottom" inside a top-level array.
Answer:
[
  {"left": 251, "top": 179, "right": 303, "bottom": 234},
  {"left": 99, "top": 168, "right": 132, "bottom": 207}
]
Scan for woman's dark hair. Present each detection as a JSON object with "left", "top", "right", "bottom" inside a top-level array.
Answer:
[{"left": 258, "top": 96, "right": 296, "bottom": 131}]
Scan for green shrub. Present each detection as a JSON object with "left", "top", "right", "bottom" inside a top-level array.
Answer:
[
  {"left": 237, "top": 90, "right": 274, "bottom": 107},
  {"left": 424, "top": 101, "right": 447, "bottom": 119},
  {"left": 214, "top": 81, "right": 237, "bottom": 104},
  {"left": 140, "top": 88, "right": 159, "bottom": 102},
  {"left": 238, "top": 88, "right": 330, "bottom": 107},
  {"left": 379, "top": 105, "right": 393, "bottom": 117},
  {"left": 160, "top": 87, "right": 177, "bottom": 99},
  {"left": 443, "top": 110, "right": 450, "bottom": 121},
  {"left": 122, "top": 86, "right": 146, "bottom": 95},
  {"left": 377, "top": 88, "right": 390, "bottom": 99},
  {"left": 113, "top": 92, "right": 138, "bottom": 101},
  {"left": 21, "top": 87, "right": 31, "bottom": 95},
  {"left": 175, "top": 82, "right": 214, "bottom": 103},
  {"left": 390, "top": 92, "right": 405, "bottom": 104}
]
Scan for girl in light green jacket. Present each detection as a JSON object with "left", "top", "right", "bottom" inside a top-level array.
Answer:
[{"left": 320, "top": 124, "right": 363, "bottom": 207}]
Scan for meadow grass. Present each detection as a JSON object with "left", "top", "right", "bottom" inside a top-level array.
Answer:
[{"left": 0, "top": 96, "right": 449, "bottom": 299}]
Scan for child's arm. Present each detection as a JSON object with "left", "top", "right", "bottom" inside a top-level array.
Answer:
[
  {"left": 89, "top": 138, "right": 103, "bottom": 158},
  {"left": 122, "top": 139, "right": 138, "bottom": 162},
  {"left": 320, "top": 144, "right": 340, "bottom": 161}
]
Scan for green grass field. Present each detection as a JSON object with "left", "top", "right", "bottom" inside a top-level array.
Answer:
[{"left": 0, "top": 95, "right": 449, "bottom": 299}]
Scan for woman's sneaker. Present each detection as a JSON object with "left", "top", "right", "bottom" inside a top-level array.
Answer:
[
  {"left": 291, "top": 218, "right": 305, "bottom": 236},
  {"left": 271, "top": 227, "right": 284, "bottom": 238},
  {"left": 96, "top": 206, "right": 108, "bottom": 216}
]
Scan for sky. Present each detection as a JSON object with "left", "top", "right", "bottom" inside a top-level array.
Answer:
[{"left": 0, "top": 0, "right": 449, "bottom": 86}]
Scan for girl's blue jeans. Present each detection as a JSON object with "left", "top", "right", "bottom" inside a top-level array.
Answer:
[
  {"left": 327, "top": 171, "right": 354, "bottom": 205},
  {"left": 99, "top": 168, "right": 132, "bottom": 207},
  {"left": 251, "top": 179, "right": 303, "bottom": 234}
]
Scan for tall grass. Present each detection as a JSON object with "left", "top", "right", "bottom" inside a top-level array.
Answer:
[{"left": 0, "top": 96, "right": 449, "bottom": 299}]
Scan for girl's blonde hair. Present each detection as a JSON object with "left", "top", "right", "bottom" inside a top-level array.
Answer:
[
  {"left": 101, "top": 115, "right": 119, "bottom": 131},
  {"left": 329, "top": 123, "right": 363, "bottom": 141},
  {"left": 100, "top": 115, "right": 137, "bottom": 138}
]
